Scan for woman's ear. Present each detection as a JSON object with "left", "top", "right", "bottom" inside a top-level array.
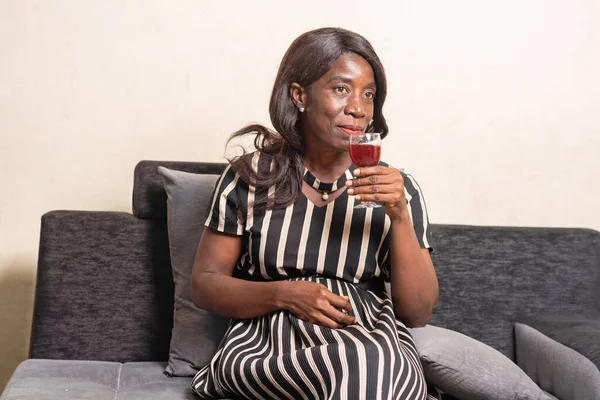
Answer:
[{"left": 290, "top": 82, "right": 306, "bottom": 111}]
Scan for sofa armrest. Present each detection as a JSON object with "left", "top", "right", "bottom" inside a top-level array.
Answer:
[
  {"left": 515, "top": 321, "right": 600, "bottom": 400},
  {"left": 30, "top": 211, "right": 174, "bottom": 362}
]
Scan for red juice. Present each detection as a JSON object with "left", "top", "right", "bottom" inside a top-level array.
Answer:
[{"left": 349, "top": 144, "right": 381, "bottom": 167}]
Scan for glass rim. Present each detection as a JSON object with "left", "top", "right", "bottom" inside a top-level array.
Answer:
[{"left": 348, "top": 132, "right": 382, "bottom": 143}]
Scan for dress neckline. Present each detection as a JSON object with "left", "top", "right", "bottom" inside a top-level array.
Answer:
[
  {"left": 303, "top": 166, "right": 355, "bottom": 201},
  {"left": 303, "top": 166, "right": 356, "bottom": 191}
]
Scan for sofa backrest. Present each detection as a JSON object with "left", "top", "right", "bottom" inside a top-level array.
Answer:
[
  {"left": 30, "top": 160, "right": 600, "bottom": 362},
  {"left": 429, "top": 224, "right": 600, "bottom": 359},
  {"left": 30, "top": 161, "right": 226, "bottom": 363}
]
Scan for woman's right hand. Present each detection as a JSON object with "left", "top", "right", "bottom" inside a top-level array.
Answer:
[{"left": 278, "top": 281, "right": 356, "bottom": 329}]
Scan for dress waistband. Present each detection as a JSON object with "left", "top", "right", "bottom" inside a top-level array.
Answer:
[
  {"left": 357, "top": 279, "right": 386, "bottom": 294},
  {"left": 282, "top": 275, "right": 386, "bottom": 295}
]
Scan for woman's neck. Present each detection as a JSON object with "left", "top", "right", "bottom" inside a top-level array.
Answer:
[{"left": 303, "top": 150, "right": 352, "bottom": 183}]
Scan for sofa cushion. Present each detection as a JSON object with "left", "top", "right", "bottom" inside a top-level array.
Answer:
[
  {"left": 118, "top": 362, "right": 195, "bottom": 399},
  {"left": 133, "top": 161, "right": 226, "bottom": 219},
  {"left": 0, "top": 360, "right": 232, "bottom": 400},
  {"left": 515, "top": 322, "right": 600, "bottom": 400},
  {"left": 521, "top": 314, "right": 600, "bottom": 370},
  {"left": 1, "top": 359, "right": 120, "bottom": 399},
  {"left": 542, "top": 390, "right": 559, "bottom": 400},
  {"left": 410, "top": 325, "right": 549, "bottom": 400},
  {"left": 158, "top": 167, "right": 230, "bottom": 376}
]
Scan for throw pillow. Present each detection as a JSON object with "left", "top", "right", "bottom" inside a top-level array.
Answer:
[
  {"left": 409, "top": 324, "right": 548, "bottom": 400},
  {"left": 515, "top": 321, "right": 600, "bottom": 400},
  {"left": 158, "top": 166, "right": 230, "bottom": 377},
  {"left": 519, "top": 314, "right": 600, "bottom": 370}
]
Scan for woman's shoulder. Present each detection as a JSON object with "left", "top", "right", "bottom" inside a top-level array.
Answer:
[
  {"left": 230, "top": 150, "right": 274, "bottom": 171},
  {"left": 224, "top": 150, "right": 275, "bottom": 188},
  {"left": 229, "top": 150, "right": 270, "bottom": 169}
]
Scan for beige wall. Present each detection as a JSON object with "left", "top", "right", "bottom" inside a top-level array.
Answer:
[{"left": 1, "top": 0, "right": 599, "bottom": 390}]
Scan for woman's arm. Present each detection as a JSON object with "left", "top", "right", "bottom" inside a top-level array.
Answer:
[
  {"left": 192, "top": 228, "right": 355, "bottom": 328},
  {"left": 387, "top": 216, "right": 438, "bottom": 327},
  {"left": 191, "top": 228, "right": 282, "bottom": 319},
  {"left": 346, "top": 166, "right": 439, "bottom": 327}
]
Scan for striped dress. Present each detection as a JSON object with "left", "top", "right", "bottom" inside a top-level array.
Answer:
[{"left": 191, "top": 152, "right": 440, "bottom": 400}]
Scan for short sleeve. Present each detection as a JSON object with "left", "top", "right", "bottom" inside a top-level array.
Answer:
[
  {"left": 403, "top": 172, "right": 433, "bottom": 251},
  {"left": 204, "top": 165, "right": 245, "bottom": 236},
  {"left": 379, "top": 170, "right": 433, "bottom": 281}
]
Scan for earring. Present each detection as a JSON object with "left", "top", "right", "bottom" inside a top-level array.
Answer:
[{"left": 299, "top": 107, "right": 305, "bottom": 113}]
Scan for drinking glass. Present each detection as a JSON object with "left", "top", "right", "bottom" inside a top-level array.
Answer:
[{"left": 348, "top": 132, "right": 382, "bottom": 208}]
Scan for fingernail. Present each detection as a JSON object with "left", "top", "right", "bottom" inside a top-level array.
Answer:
[
  {"left": 345, "top": 180, "right": 352, "bottom": 186},
  {"left": 347, "top": 189, "right": 354, "bottom": 195},
  {"left": 354, "top": 169, "right": 361, "bottom": 176}
]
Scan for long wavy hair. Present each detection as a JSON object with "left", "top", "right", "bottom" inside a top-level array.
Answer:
[{"left": 228, "top": 27, "right": 388, "bottom": 211}]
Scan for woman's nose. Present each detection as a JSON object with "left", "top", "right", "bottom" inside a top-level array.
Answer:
[{"left": 345, "top": 95, "right": 365, "bottom": 118}]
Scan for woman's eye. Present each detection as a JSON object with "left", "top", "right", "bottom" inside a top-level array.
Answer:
[
  {"left": 335, "top": 86, "right": 349, "bottom": 94},
  {"left": 365, "top": 91, "right": 375, "bottom": 99}
]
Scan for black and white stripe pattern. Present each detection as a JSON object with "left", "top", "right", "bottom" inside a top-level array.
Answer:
[
  {"left": 204, "top": 153, "right": 432, "bottom": 283},
  {"left": 191, "top": 276, "right": 439, "bottom": 400},
  {"left": 196, "top": 152, "right": 438, "bottom": 399}
]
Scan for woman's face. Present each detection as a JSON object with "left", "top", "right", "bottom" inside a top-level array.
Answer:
[{"left": 293, "top": 53, "right": 376, "bottom": 153}]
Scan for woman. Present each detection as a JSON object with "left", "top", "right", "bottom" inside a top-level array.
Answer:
[{"left": 190, "top": 27, "right": 440, "bottom": 400}]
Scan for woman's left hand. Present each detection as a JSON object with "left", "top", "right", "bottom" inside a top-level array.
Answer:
[{"left": 345, "top": 166, "right": 408, "bottom": 221}]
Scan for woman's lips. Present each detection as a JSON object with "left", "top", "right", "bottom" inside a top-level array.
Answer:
[{"left": 339, "top": 126, "right": 362, "bottom": 135}]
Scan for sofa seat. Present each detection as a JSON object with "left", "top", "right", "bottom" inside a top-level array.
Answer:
[
  {"left": 1, "top": 360, "right": 212, "bottom": 400},
  {"left": 2, "top": 359, "right": 560, "bottom": 400}
]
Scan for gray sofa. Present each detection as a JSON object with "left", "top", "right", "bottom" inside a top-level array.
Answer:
[{"left": 2, "top": 160, "right": 599, "bottom": 400}]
